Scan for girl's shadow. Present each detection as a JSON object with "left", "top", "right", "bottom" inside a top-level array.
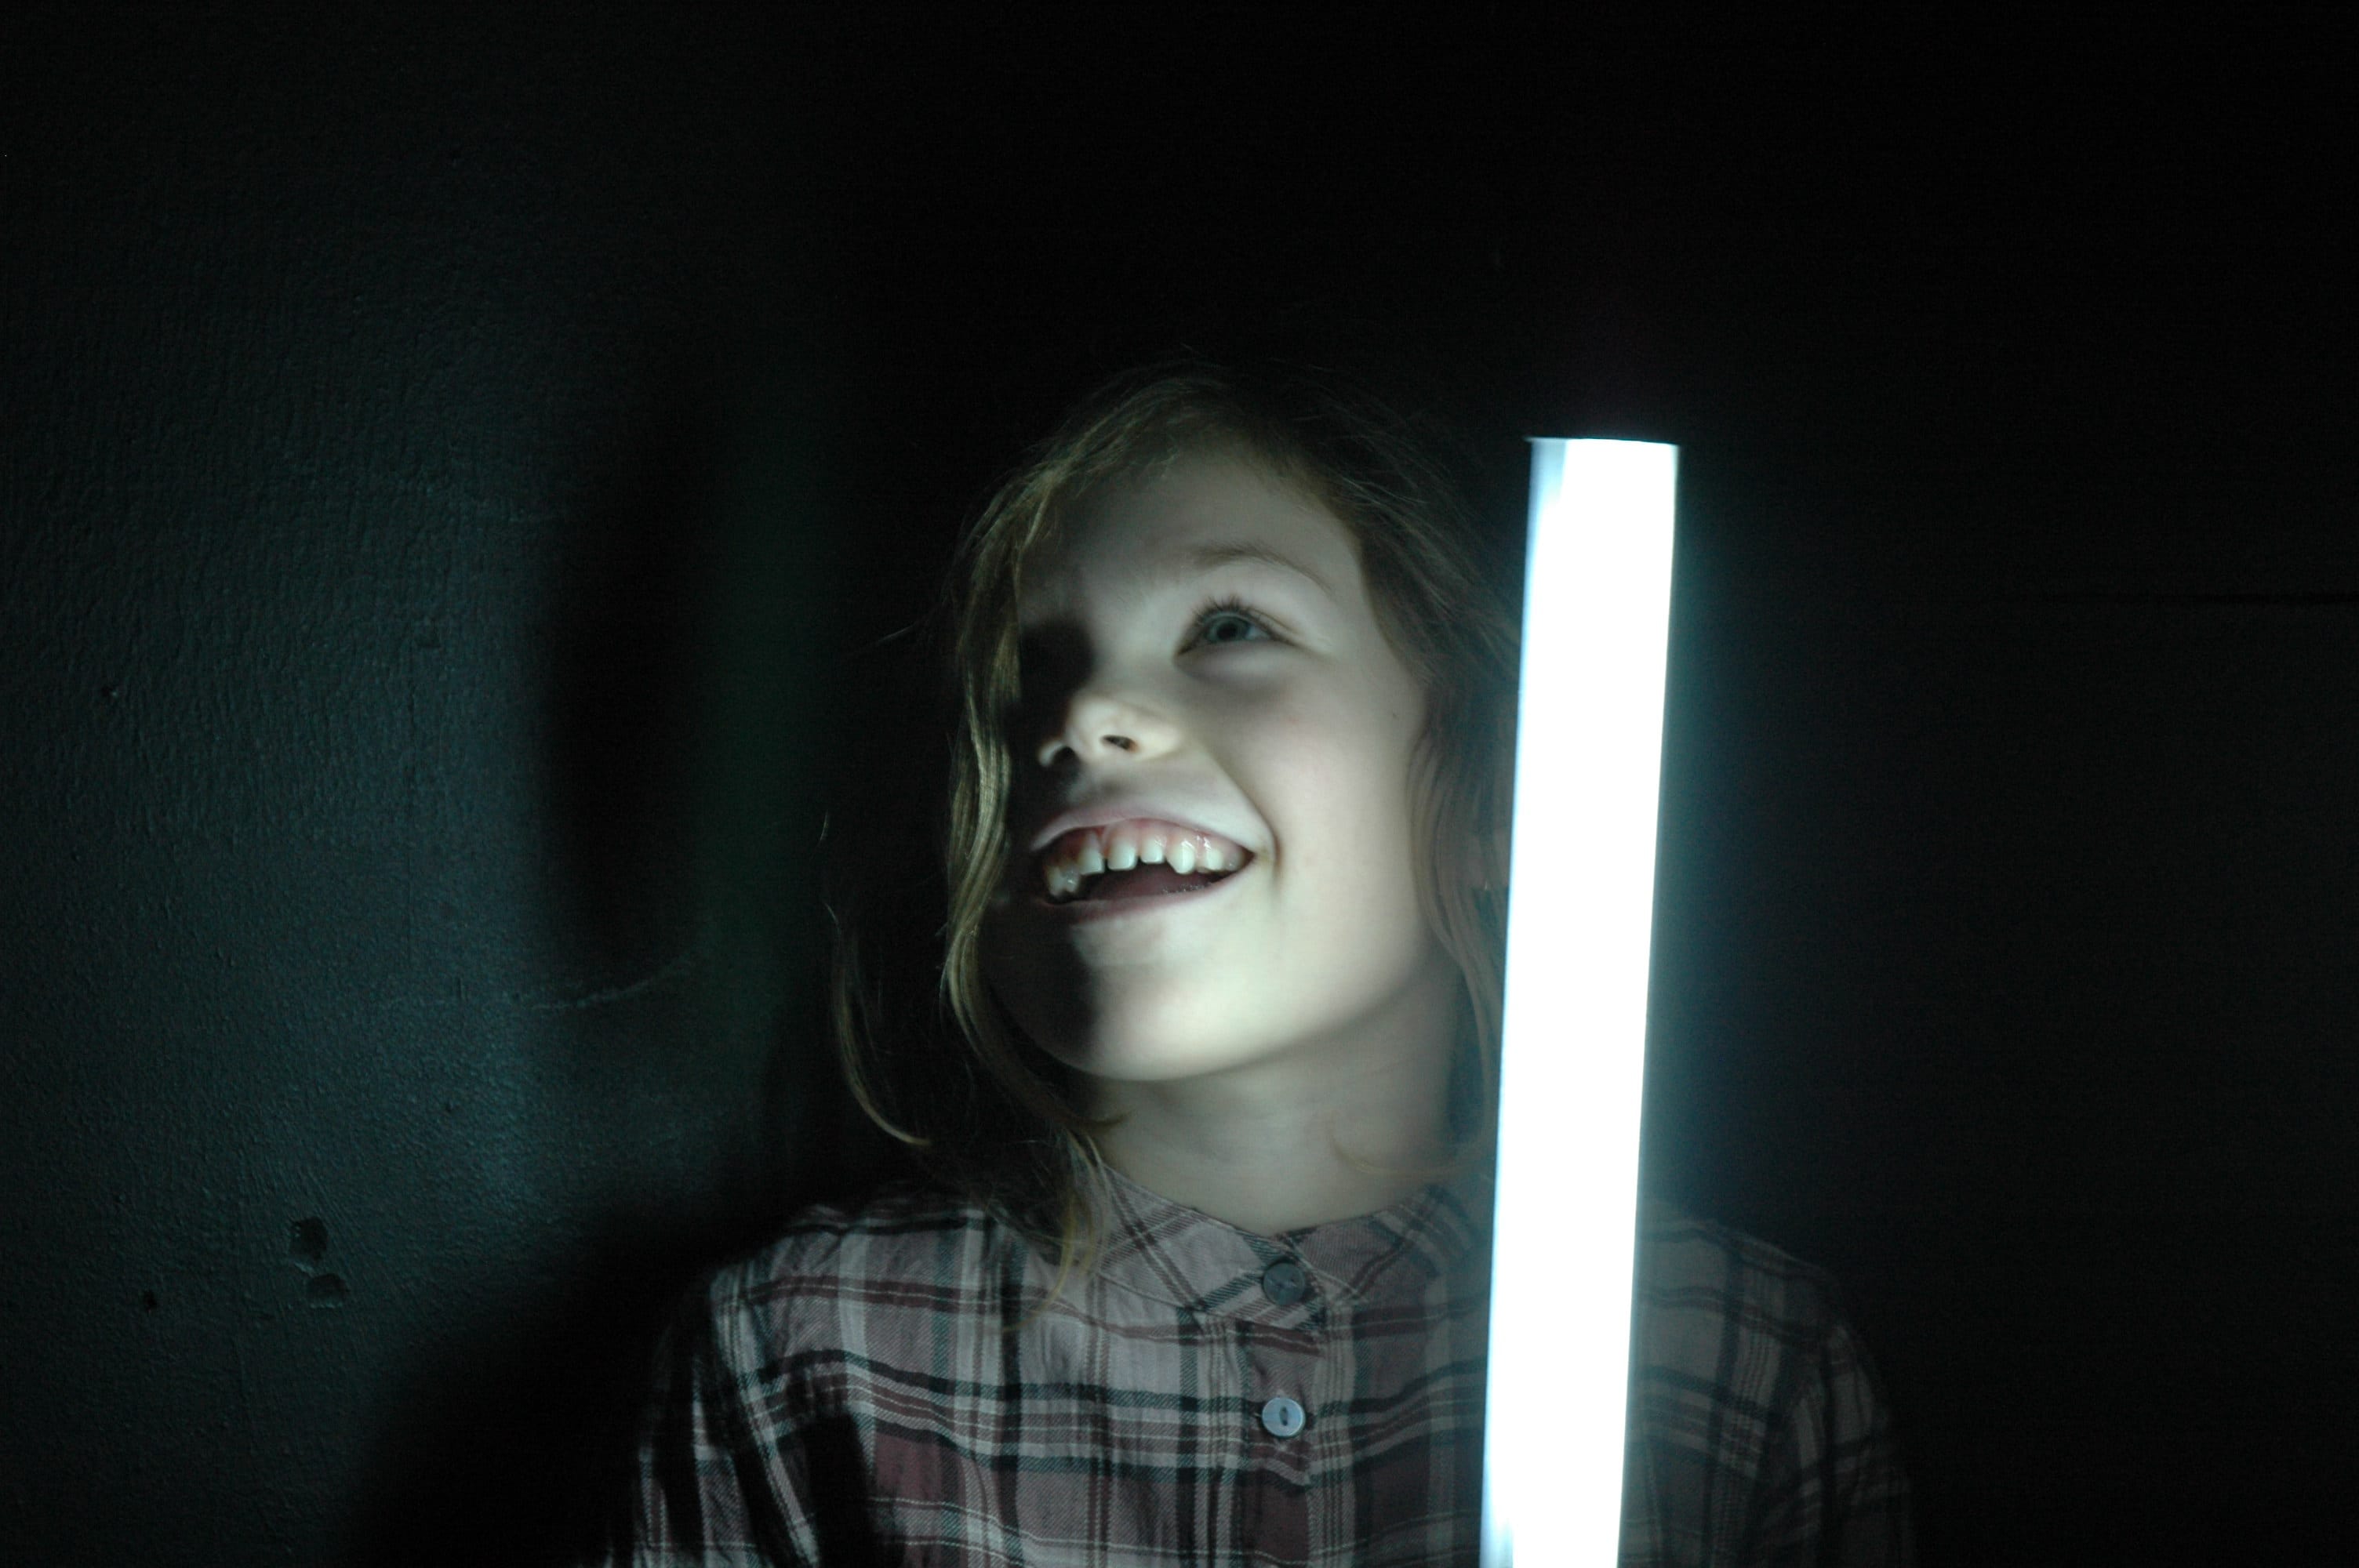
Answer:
[{"left": 343, "top": 380, "right": 903, "bottom": 1565}]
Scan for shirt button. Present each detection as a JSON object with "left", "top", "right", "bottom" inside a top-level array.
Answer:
[
  {"left": 1259, "top": 1258, "right": 1308, "bottom": 1306},
  {"left": 1260, "top": 1396, "right": 1306, "bottom": 1439}
]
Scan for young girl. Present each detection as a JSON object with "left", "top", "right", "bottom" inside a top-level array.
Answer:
[{"left": 611, "top": 365, "right": 1914, "bottom": 1566}]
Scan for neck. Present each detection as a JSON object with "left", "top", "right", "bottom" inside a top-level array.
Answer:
[{"left": 1085, "top": 989, "right": 1465, "bottom": 1236}]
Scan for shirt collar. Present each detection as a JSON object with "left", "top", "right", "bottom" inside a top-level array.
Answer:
[{"left": 1081, "top": 1160, "right": 1494, "bottom": 1320}]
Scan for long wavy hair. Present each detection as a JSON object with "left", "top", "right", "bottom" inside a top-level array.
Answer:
[{"left": 831, "top": 361, "right": 1520, "bottom": 1281}]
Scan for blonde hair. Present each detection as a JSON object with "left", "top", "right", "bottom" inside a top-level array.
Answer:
[{"left": 832, "top": 362, "right": 1519, "bottom": 1282}]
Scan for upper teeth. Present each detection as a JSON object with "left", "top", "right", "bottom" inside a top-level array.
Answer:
[{"left": 1037, "top": 820, "right": 1245, "bottom": 902}]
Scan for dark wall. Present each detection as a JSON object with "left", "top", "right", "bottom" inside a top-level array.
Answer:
[
  {"left": 2, "top": 12, "right": 848, "bottom": 1564},
  {"left": 5, "top": 10, "right": 2354, "bottom": 1566}
]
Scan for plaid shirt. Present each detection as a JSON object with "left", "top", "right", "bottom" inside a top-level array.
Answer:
[{"left": 612, "top": 1170, "right": 1912, "bottom": 1566}]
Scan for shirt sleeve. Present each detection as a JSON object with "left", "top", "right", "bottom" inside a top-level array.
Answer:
[
  {"left": 603, "top": 1269, "right": 820, "bottom": 1568},
  {"left": 1743, "top": 1309, "right": 1916, "bottom": 1568}
]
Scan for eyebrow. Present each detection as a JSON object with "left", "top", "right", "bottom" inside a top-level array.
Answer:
[{"left": 1174, "top": 541, "right": 1338, "bottom": 600}]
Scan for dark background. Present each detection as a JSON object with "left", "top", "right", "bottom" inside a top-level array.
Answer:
[{"left": 5, "top": 9, "right": 2353, "bottom": 1565}]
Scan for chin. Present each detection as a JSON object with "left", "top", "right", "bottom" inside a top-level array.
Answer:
[{"left": 1063, "top": 1024, "right": 1313, "bottom": 1088}]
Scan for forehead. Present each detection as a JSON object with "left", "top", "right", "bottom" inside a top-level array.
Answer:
[{"left": 1022, "top": 447, "right": 1362, "bottom": 609}]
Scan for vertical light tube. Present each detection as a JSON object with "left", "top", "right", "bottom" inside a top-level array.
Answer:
[{"left": 1481, "top": 439, "right": 1679, "bottom": 1567}]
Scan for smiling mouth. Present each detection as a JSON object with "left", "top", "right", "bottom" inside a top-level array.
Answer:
[{"left": 1034, "top": 819, "right": 1253, "bottom": 905}]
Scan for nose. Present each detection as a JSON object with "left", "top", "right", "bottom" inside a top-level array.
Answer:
[{"left": 1035, "top": 681, "right": 1175, "bottom": 770}]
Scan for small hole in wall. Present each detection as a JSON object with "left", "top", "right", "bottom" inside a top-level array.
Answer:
[
  {"left": 307, "top": 1273, "right": 350, "bottom": 1305},
  {"left": 292, "top": 1217, "right": 329, "bottom": 1262},
  {"left": 140, "top": 1290, "right": 159, "bottom": 1311}
]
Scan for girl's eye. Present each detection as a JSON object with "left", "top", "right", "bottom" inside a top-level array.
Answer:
[{"left": 1191, "top": 605, "right": 1272, "bottom": 648}]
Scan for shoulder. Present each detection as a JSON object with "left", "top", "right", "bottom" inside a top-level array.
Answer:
[
  {"left": 706, "top": 1180, "right": 1005, "bottom": 1308},
  {"left": 1630, "top": 1201, "right": 1864, "bottom": 1427},
  {"left": 687, "top": 1181, "right": 1017, "bottom": 1365},
  {"left": 1625, "top": 1204, "right": 1915, "bottom": 1559},
  {"left": 1634, "top": 1198, "right": 1855, "bottom": 1358}
]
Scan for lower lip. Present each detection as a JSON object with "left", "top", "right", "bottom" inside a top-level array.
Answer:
[{"left": 1030, "top": 862, "right": 1252, "bottom": 922}]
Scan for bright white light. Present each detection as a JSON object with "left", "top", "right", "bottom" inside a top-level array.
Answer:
[{"left": 1481, "top": 439, "right": 1679, "bottom": 1567}]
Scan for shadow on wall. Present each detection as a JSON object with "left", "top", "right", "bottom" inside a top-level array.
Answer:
[{"left": 337, "top": 373, "right": 906, "bottom": 1566}]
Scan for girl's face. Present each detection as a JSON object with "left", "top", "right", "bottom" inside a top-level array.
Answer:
[{"left": 980, "top": 446, "right": 1463, "bottom": 1099}]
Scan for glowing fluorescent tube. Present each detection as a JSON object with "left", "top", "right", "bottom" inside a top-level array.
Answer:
[{"left": 1481, "top": 438, "right": 1679, "bottom": 1567}]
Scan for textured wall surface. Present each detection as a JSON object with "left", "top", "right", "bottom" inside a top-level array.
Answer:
[
  {"left": 2, "top": 13, "right": 841, "bottom": 1563},
  {"left": 5, "top": 11, "right": 2357, "bottom": 1566}
]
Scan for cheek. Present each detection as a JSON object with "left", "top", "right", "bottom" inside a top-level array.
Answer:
[
  {"left": 978, "top": 911, "right": 1085, "bottom": 1049},
  {"left": 1263, "top": 721, "right": 1426, "bottom": 898}
]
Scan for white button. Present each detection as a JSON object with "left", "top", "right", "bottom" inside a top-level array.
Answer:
[{"left": 1259, "top": 1396, "right": 1306, "bottom": 1438}]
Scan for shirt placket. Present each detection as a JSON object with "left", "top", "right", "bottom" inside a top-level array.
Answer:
[{"left": 1231, "top": 1251, "right": 1329, "bottom": 1567}]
